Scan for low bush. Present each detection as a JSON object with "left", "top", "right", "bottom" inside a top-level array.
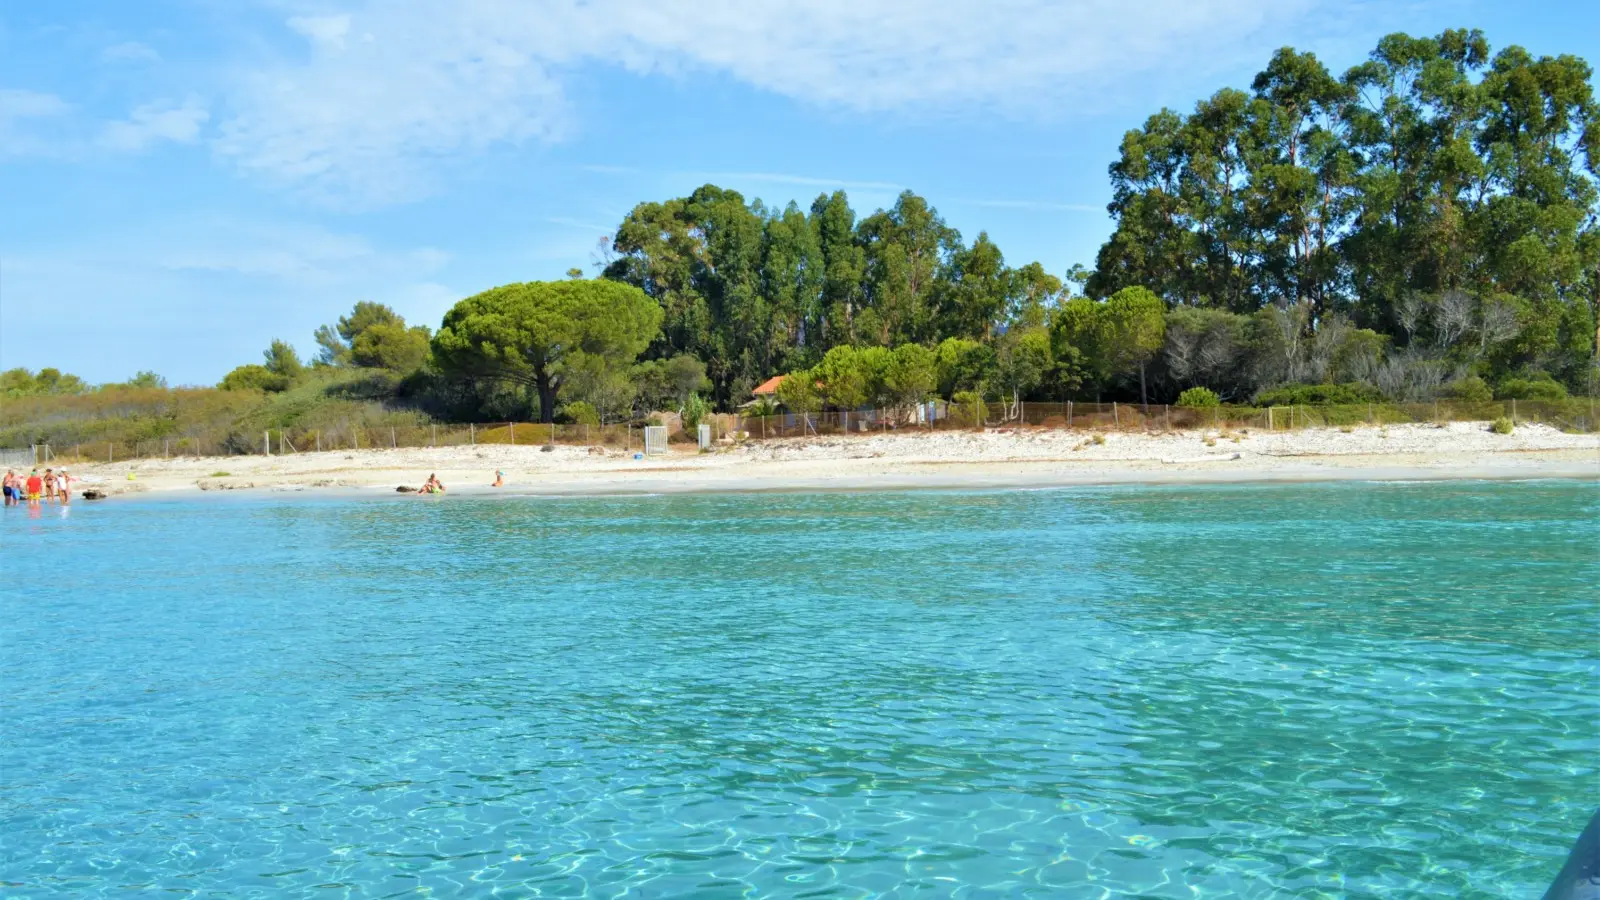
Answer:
[
  {"left": 1496, "top": 374, "right": 1568, "bottom": 402},
  {"left": 562, "top": 401, "right": 601, "bottom": 426},
  {"left": 1256, "top": 382, "right": 1382, "bottom": 406},
  {"left": 1440, "top": 376, "right": 1493, "bottom": 403},
  {"left": 1490, "top": 417, "right": 1515, "bottom": 435},
  {"left": 1176, "top": 386, "right": 1220, "bottom": 408}
]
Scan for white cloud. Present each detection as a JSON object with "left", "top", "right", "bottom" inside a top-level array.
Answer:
[
  {"left": 102, "top": 41, "right": 162, "bottom": 63},
  {"left": 215, "top": 0, "right": 1340, "bottom": 207},
  {"left": 287, "top": 14, "right": 352, "bottom": 48},
  {"left": 101, "top": 98, "right": 209, "bottom": 152},
  {"left": 0, "top": 88, "right": 70, "bottom": 120},
  {"left": 0, "top": 88, "right": 71, "bottom": 157}
]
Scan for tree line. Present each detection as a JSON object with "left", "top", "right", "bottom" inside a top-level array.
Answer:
[{"left": 7, "top": 29, "right": 1593, "bottom": 423}]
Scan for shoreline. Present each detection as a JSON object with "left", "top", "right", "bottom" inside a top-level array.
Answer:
[{"left": 35, "top": 421, "right": 1597, "bottom": 501}]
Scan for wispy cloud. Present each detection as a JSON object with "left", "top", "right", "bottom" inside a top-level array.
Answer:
[
  {"left": 694, "top": 172, "right": 904, "bottom": 192},
  {"left": 0, "top": 88, "right": 72, "bottom": 157},
  {"left": 100, "top": 99, "right": 209, "bottom": 152},
  {"left": 211, "top": 0, "right": 1343, "bottom": 208},
  {"left": 546, "top": 216, "right": 611, "bottom": 232},
  {"left": 102, "top": 41, "right": 161, "bottom": 64},
  {"left": 961, "top": 198, "right": 1103, "bottom": 213}
]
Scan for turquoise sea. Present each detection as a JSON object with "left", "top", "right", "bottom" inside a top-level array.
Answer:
[{"left": 2, "top": 480, "right": 1596, "bottom": 898}]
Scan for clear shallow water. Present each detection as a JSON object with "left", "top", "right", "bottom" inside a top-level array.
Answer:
[{"left": 1, "top": 481, "right": 1596, "bottom": 898}]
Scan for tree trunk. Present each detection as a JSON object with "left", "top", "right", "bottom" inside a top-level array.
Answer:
[
  {"left": 1139, "top": 361, "right": 1149, "bottom": 414},
  {"left": 536, "top": 370, "right": 557, "bottom": 424}
]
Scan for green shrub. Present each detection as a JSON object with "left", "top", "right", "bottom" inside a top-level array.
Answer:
[
  {"left": 1256, "top": 382, "right": 1382, "bottom": 406},
  {"left": 745, "top": 397, "right": 778, "bottom": 418},
  {"left": 1440, "top": 376, "right": 1493, "bottom": 403},
  {"left": 209, "top": 471, "right": 231, "bottom": 477},
  {"left": 951, "top": 390, "right": 985, "bottom": 425},
  {"left": 1490, "top": 417, "right": 1514, "bottom": 435},
  {"left": 219, "top": 364, "right": 290, "bottom": 393},
  {"left": 1495, "top": 374, "right": 1568, "bottom": 402},
  {"left": 681, "top": 394, "right": 709, "bottom": 432},
  {"left": 562, "top": 401, "right": 601, "bottom": 426},
  {"left": 1176, "top": 386, "right": 1220, "bottom": 408}
]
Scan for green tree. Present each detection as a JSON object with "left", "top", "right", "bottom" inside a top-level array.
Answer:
[
  {"left": 1097, "top": 287, "right": 1167, "bottom": 409},
  {"left": 124, "top": 370, "right": 168, "bottom": 389},
  {"left": 885, "top": 343, "right": 937, "bottom": 407},
  {"left": 263, "top": 340, "right": 304, "bottom": 379},
  {"left": 220, "top": 364, "right": 289, "bottom": 392},
  {"left": 432, "top": 280, "right": 662, "bottom": 423},
  {"left": 812, "top": 345, "right": 869, "bottom": 410},
  {"left": 933, "top": 337, "right": 994, "bottom": 398},
  {"left": 350, "top": 322, "right": 431, "bottom": 372}
]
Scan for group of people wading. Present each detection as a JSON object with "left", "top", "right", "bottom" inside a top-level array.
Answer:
[{"left": 3, "top": 468, "right": 72, "bottom": 508}]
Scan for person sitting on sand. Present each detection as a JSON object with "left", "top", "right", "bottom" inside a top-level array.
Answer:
[
  {"left": 417, "top": 474, "right": 446, "bottom": 495},
  {"left": 492, "top": 470, "right": 504, "bottom": 487}
]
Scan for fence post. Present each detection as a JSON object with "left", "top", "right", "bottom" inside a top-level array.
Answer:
[
  {"left": 1511, "top": 398, "right": 1517, "bottom": 424},
  {"left": 316, "top": 432, "right": 321, "bottom": 452},
  {"left": 1268, "top": 407, "right": 1274, "bottom": 430},
  {"left": 550, "top": 422, "right": 555, "bottom": 445},
  {"left": 1113, "top": 402, "right": 1119, "bottom": 428},
  {"left": 263, "top": 431, "right": 270, "bottom": 455},
  {"left": 390, "top": 426, "right": 396, "bottom": 449},
  {"left": 1165, "top": 406, "right": 1171, "bottom": 431},
  {"left": 1067, "top": 400, "right": 1073, "bottom": 428},
  {"left": 1020, "top": 400, "right": 1025, "bottom": 426},
  {"left": 510, "top": 422, "right": 515, "bottom": 445},
  {"left": 470, "top": 423, "right": 475, "bottom": 445},
  {"left": 432, "top": 424, "right": 437, "bottom": 447}
]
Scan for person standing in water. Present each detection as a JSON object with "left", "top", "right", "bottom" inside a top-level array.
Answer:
[
  {"left": 43, "top": 468, "right": 57, "bottom": 502},
  {"left": 24, "top": 470, "right": 43, "bottom": 506},
  {"left": 57, "top": 469, "right": 73, "bottom": 504},
  {"left": 2, "top": 470, "right": 16, "bottom": 507}
]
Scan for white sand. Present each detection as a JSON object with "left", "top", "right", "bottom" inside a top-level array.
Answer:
[{"left": 53, "top": 421, "right": 1598, "bottom": 500}]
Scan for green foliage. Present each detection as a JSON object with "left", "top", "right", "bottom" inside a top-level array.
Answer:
[
  {"left": 263, "top": 339, "right": 304, "bottom": 379},
  {"left": 561, "top": 400, "right": 601, "bottom": 426},
  {"left": 220, "top": 364, "right": 290, "bottom": 392},
  {"left": 1, "top": 367, "right": 89, "bottom": 397},
  {"left": 350, "top": 322, "right": 431, "bottom": 372},
  {"left": 1495, "top": 373, "right": 1568, "bottom": 401},
  {"left": 1490, "top": 417, "right": 1515, "bottom": 434},
  {"left": 745, "top": 397, "right": 778, "bottom": 417},
  {"left": 885, "top": 343, "right": 937, "bottom": 405},
  {"left": 432, "top": 279, "right": 662, "bottom": 423},
  {"left": 934, "top": 337, "right": 993, "bottom": 398},
  {"left": 124, "top": 371, "right": 167, "bottom": 389},
  {"left": 774, "top": 372, "right": 820, "bottom": 413},
  {"left": 1176, "top": 387, "right": 1221, "bottom": 408},
  {"left": 812, "top": 345, "right": 870, "bottom": 409},
  {"left": 1440, "top": 376, "right": 1494, "bottom": 403},
  {"left": 951, "top": 390, "right": 986, "bottom": 426},
  {"left": 681, "top": 393, "right": 709, "bottom": 431},
  {"left": 1257, "top": 382, "right": 1383, "bottom": 405}
]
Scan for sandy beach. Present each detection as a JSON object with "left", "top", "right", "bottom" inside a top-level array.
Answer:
[{"left": 42, "top": 420, "right": 1598, "bottom": 500}]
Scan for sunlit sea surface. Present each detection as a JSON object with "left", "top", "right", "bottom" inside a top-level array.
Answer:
[{"left": 2, "top": 480, "right": 1596, "bottom": 898}]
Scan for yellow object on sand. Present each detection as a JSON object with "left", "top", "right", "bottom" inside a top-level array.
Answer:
[{"left": 127, "top": 473, "right": 136, "bottom": 480}]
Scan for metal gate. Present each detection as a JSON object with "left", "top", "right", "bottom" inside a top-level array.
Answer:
[{"left": 643, "top": 426, "right": 668, "bottom": 455}]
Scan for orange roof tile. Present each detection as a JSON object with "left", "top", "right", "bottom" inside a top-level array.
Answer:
[{"left": 752, "top": 375, "right": 786, "bottom": 395}]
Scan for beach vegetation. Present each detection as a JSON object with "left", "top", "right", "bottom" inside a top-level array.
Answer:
[
  {"left": 1490, "top": 417, "right": 1515, "bottom": 434},
  {"left": 1177, "top": 387, "right": 1221, "bottom": 408}
]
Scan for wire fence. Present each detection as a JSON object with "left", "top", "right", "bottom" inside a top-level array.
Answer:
[
  {"left": 4, "top": 398, "right": 1593, "bottom": 464},
  {"left": 734, "top": 398, "right": 1596, "bottom": 440}
]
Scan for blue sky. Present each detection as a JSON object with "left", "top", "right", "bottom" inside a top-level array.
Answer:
[{"left": 3, "top": 0, "right": 1596, "bottom": 386}]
